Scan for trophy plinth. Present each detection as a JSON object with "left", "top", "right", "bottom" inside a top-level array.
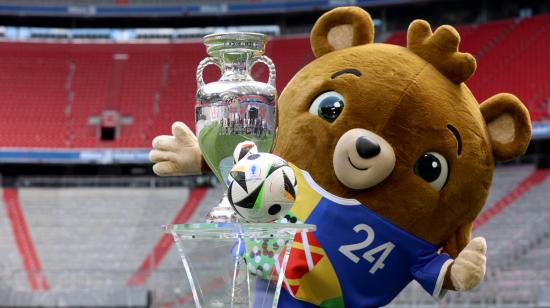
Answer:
[
  {"left": 164, "top": 223, "right": 316, "bottom": 308},
  {"left": 195, "top": 32, "right": 277, "bottom": 223}
]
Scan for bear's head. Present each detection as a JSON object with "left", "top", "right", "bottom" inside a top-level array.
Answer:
[{"left": 273, "top": 7, "right": 531, "bottom": 256}]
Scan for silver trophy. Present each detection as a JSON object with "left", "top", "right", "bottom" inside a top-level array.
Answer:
[
  {"left": 196, "top": 32, "right": 277, "bottom": 222},
  {"left": 167, "top": 33, "right": 315, "bottom": 307}
]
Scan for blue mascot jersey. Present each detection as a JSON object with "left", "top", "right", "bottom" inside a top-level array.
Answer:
[{"left": 277, "top": 166, "right": 452, "bottom": 308}]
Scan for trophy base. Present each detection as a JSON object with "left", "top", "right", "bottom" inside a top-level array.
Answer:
[
  {"left": 164, "top": 223, "right": 316, "bottom": 308},
  {"left": 206, "top": 195, "right": 240, "bottom": 223}
]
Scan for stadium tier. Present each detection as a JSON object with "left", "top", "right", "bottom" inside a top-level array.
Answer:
[
  {"left": 0, "top": 36, "right": 312, "bottom": 149},
  {"left": 0, "top": 13, "right": 548, "bottom": 150},
  {"left": 0, "top": 15, "right": 550, "bottom": 152},
  {"left": 1, "top": 166, "right": 549, "bottom": 306},
  {"left": 0, "top": 184, "right": 223, "bottom": 305},
  {"left": 385, "top": 14, "right": 550, "bottom": 124},
  {"left": 390, "top": 166, "right": 550, "bottom": 306}
]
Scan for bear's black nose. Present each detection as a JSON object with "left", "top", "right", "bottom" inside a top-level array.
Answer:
[{"left": 356, "top": 136, "right": 381, "bottom": 159}]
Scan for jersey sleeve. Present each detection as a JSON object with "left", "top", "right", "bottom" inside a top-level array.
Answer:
[{"left": 410, "top": 252, "right": 453, "bottom": 298}]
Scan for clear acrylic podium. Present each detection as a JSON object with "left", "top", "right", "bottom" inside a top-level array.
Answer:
[{"left": 164, "top": 223, "right": 316, "bottom": 308}]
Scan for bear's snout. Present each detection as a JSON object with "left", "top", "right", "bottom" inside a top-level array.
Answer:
[{"left": 333, "top": 129, "right": 396, "bottom": 190}]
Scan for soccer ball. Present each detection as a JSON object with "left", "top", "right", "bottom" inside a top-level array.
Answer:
[{"left": 227, "top": 153, "right": 297, "bottom": 223}]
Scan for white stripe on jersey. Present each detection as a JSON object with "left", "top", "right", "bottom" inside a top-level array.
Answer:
[
  {"left": 301, "top": 230, "right": 315, "bottom": 271},
  {"left": 274, "top": 253, "right": 294, "bottom": 297}
]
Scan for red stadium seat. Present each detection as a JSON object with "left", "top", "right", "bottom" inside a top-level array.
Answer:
[
  {"left": 384, "top": 15, "right": 550, "bottom": 123},
  {"left": 0, "top": 13, "right": 548, "bottom": 149}
]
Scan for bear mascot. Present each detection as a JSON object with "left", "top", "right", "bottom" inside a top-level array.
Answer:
[{"left": 149, "top": 6, "right": 532, "bottom": 307}]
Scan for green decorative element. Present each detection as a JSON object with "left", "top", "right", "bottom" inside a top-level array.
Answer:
[
  {"left": 243, "top": 212, "right": 303, "bottom": 280},
  {"left": 253, "top": 183, "right": 265, "bottom": 209},
  {"left": 198, "top": 121, "right": 274, "bottom": 190},
  {"left": 244, "top": 237, "right": 286, "bottom": 280},
  {"left": 320, "top": 297, "right": 345, "bottom": 308}
]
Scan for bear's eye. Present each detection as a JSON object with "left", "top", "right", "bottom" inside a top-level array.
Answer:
[
  {"left": 413, "top": 152, "right": 449, "bottom": 191},
  {"left": 309, "top": 91, "right": 345, "bottom": 123}
]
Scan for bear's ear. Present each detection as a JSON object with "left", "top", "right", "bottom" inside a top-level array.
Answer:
[
  {"left": 480, "top": 93, "right": 532, "bottom": 161},
  {"left": 442, "top": 223, "right": 472, "bottom": 258},
  {"left": 407, "top": 20, "right": 476, "bottom": 84},
  {"left": 310, "top": 6, "right": 374, "bottom": 58}
]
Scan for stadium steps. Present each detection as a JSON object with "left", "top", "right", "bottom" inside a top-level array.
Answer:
[
  {"left": 18, "top": 187, "right": 192, "bottom": 290},
  {"left": 450, "top": 170, "right": 550, "bottom": 305},
  {"left": 477, "top": 165, "right": 534, "bottom": 217},
  {"left": 3, "top": 172, "right": 547, "bottom": 303},
  {"left": 0, "top": 189, "right": 28, "bottom": 291},
  {"left": 474, "top": 19, "right": 519, "bottom": 60},
  {"left": 475, "top": 170, "right": 550, "bottom": 270},
  {"left": 144, "top": 188, "right": 222, "bottom": 303},
  {"left": 2, "top": 185, "right": 220, "bottom": 294},
  {"left": 389, "top": 165, "right": 549, "bottom": 306}
]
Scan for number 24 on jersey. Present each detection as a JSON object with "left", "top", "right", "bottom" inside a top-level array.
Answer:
[{"left": 338, "top": 224, "right": 395, "bottom": 274}]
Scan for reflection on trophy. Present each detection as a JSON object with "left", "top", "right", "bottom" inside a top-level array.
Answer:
[{"left": 195, "top": 32, "right": 277, "bottom": 223}]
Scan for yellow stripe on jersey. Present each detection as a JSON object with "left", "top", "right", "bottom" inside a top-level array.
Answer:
[
  {"left": 289, "top": 163, "right": 322, "bottom": 222},
  {"left": 291, "top": 241, "right": 325, "bottom": 255},
  {"left": 293, "top": 250, "right": 343, "bottom": 305}
]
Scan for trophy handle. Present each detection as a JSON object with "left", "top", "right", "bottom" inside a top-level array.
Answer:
[
  {"left": 252, "top": 55, "right": 276, "bottom": 88},
  {"left": 196, "top": 57, "right": 221, "bottom": 89}
]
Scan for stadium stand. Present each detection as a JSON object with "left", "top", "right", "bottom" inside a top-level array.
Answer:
[
  {"left": 389, "top": 166, "right": 550, "bottom": 306},
  {"left": 384, "top": 14, "right": 550, "bottom": 123},
  {"left": 0, "top": 36, "right": 312, "bottom": 149},
  {"left": 0, "top": 184, "right": 222, "bottom": 304},
  {"left": 2, "top": 165, "right": 549, "bottom": 306},
  {"left": 479, "top": 165, "right": 534, "bottom": 215},
  {"left": 0, "top": 14, "right": 548, "bottom": 150}
]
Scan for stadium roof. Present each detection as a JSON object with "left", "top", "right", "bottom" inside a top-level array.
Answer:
[{"left": 0, "top": 0, "right": 432, "bottom": 17}]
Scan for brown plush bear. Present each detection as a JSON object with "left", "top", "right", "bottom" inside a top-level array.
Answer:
[{"left": 150, "top": 6, "right": 532, "bottom": 307}]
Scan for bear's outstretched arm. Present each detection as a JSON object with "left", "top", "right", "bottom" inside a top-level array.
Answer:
[
  {"left": 443, "top": 237, "right": 487, "bottom": 291},
  {"left": 149, "top": 122, "right": 210, "bottom": 176}
]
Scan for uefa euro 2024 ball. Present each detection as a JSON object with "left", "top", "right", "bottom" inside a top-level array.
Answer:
[{"left": 227, "top": 152, "right": 297, "bottom": 223}]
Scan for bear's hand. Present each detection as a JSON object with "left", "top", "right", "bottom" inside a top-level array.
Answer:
[
  {"left": 149, "top": 122, "right": 203, "bottom": 176},
  {"left": 449, "top": 237, "right": 487, "bottom": 291}
]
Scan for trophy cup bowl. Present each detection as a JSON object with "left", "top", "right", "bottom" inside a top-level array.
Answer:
[{"left": 195, "top": 32, "right": 277, "bottom": 223}]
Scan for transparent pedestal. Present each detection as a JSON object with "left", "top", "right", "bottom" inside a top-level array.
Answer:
[{"left": 164, "top": 223, "right": 316, "bottom": 308}]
